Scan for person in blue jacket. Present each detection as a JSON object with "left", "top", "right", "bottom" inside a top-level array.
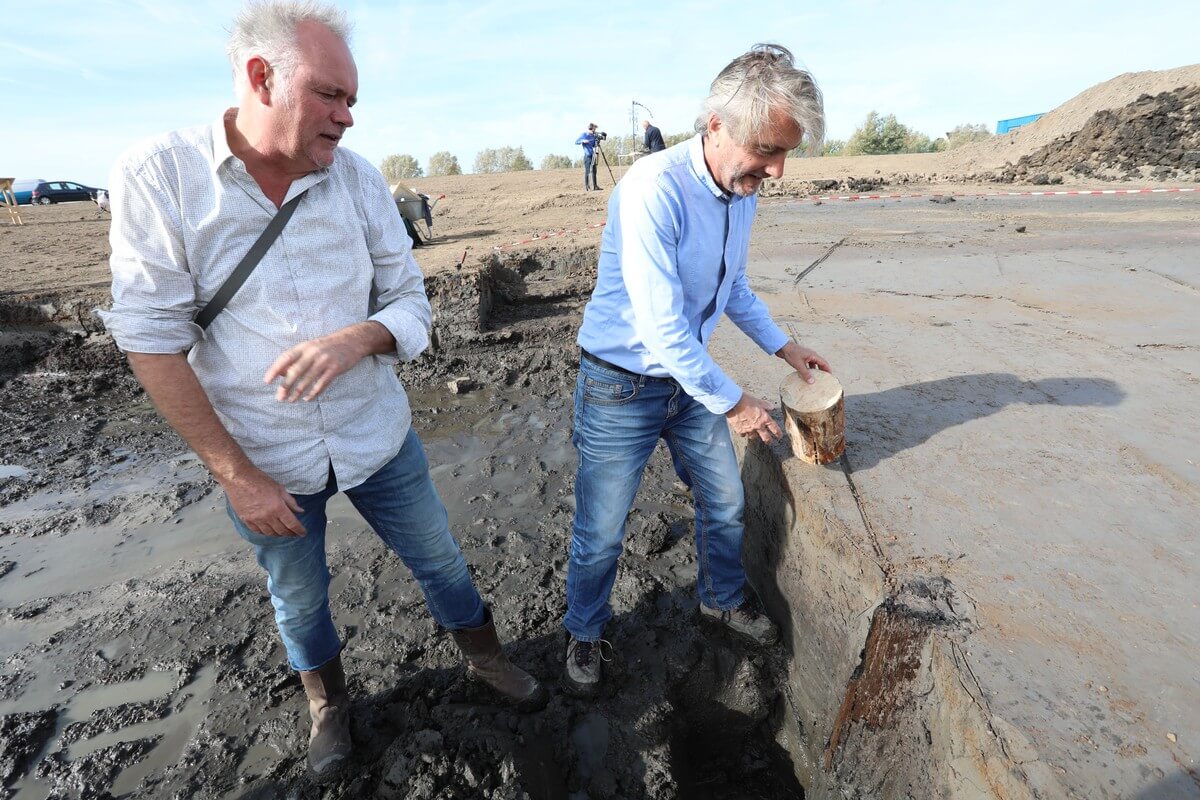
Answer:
[{"left": 575, "top": 123, "right": 601, "bottom": 191}]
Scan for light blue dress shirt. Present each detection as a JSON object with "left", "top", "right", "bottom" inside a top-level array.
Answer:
[{"left": 577, "top": 134, "right": 789, "bottom": 414}]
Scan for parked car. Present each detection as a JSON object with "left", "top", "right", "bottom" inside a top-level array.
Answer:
[
  {"left": 29, "top": 180, "right": 105, "bottom": 205},
  {"left": 9, "top": 178, "right": 42, "bottom": 205}
]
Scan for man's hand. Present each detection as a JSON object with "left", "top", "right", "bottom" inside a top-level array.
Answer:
[
  {"left": 264, "top": 323, "right": 389, "bottom": 402},
  {"left": 223, "top": 467, "right": 306, "bottom": 537},
  {"left": 776, "top": 341, "right": 832, "bottom": 385},
  {"left": 726, "top": 392, "right": 783, "bottom": 443}
]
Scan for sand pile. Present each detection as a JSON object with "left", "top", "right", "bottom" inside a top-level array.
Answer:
[
  {"left": 945, "top": 64, "right": 1200, "bottom": 172},
  {"left": 1000, "top": 85, "right": 1200, "bottom": 182}
]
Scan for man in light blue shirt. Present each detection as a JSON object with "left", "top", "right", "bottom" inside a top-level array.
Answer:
[{"left": 564, "top": 44, "right": 833, "bottom": 697}]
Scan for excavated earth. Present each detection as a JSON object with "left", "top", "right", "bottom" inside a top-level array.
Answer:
[
  {"left": 0, "top": 216, "right": 807, "bottom": 800},
  {"left": 997, "top": 85, "right": 1200, "bottom": 184}
]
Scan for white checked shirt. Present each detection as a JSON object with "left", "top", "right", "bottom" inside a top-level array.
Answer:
[{"left": 99, "top": 110, "right": 431, "bottom": 494}]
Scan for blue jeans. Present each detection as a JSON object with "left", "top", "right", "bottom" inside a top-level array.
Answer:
[
  {"left": 583, "top": 153, "right": 597, "bottom": 189},
  {"left": 230, "top": 429, "right": 486, "bottom": 671},
  {"left": 564, "top": 357, "right": 748, "bottom": 642}
]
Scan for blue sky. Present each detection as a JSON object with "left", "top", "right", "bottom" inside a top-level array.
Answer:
[{"left": 2, "top": 0, "right": 1197, "bottom": 188}]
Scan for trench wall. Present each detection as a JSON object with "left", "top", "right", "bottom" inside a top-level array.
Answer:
[{"left": 736, "top": 437, "right": 1060, "bottom": 800}]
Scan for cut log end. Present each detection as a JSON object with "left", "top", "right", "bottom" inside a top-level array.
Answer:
[{"left": 780, "top": 371, "right": 846, "bottom": 465}]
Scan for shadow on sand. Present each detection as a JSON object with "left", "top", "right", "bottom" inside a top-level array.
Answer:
[{"left": 845, "top": 373, "right": 1124, "bottom": 470}]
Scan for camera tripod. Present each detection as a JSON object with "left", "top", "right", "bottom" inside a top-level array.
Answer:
[{"left": 593, "top": 139, "right": 616, "bottom": 186}]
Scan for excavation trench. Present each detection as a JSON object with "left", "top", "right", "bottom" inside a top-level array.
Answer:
[{"left": 0, "top": 250, "right": 999, "bottom": 798}]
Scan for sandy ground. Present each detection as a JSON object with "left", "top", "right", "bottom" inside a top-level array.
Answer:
[
  {"left": 713, "top": 192, "right": 1200, "bottom": 799},
  {"left": 0, "top": 148, "right": 1119, "bottom": 306},
  {"left": 1, "top": 150, "right": 1198, "bottom": 799}
]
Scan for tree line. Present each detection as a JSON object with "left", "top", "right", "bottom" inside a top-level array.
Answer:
[
  {"left": 813, "top": 114, "right": 992, "bottom": 157},
  {"left": 379, "top": 116, "right": 993, "bottom": 181}
]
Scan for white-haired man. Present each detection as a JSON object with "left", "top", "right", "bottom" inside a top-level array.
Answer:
[
  {"left": 564, "top": 44, "right": 833, "bottom": 696},
  {"left": 99, "top": 0, "right": 545, "bottom": 780},
  {"left": 641, "top": 119, "right": 666, "bottom": 153}
]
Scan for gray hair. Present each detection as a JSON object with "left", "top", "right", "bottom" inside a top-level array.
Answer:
[
  {"left": 226, "top": 0, "right": 352, "bottom": 102},
  {"left": 695, "top": 43, "right": 825, "bottom": 155}
]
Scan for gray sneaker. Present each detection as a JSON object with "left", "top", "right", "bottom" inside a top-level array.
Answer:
[
  {"left": 700, "top": 601, "right": 779, "bottom": 646},
  {"left": 563, "top": 637, "right": 609, "bottom": 697}
]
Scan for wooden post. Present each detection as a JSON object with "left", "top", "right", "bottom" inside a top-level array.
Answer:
[
  {"left": 0, "top": 178, "right": 24, "bottom": 226},
  {"left": 780, "top": 371, "right": 845, "bottom": 464}
]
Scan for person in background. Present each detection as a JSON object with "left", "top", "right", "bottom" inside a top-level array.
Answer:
[
  {"left": 642, "top": 119, "right": 666, "bottom": 153},
  {"left": 575, "top": 122, "right": 602, "bottom": 191}
]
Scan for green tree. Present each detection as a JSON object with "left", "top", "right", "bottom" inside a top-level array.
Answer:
[
  {"left": 473, "top": 148, "right": 497, "bottom": 174},
  {"left": 473, "top": 146, "right": 533, "bottom": 173},
  {"left": 379, "top": 153, "right": 422, "bottom": 181},
  {"left": 427, "top": 151, "right": 462, "bottom": 176},
  {"left": 844, "top": 112, "right": 910, "bottom": 155},
  {"left": 821, "top": 138, "right": 846, "bottom": 156},
  {"left": 663, "top": 131, "right": 692, "bottom": 148},
  {"left": 902, "top": 130, "right": 937, "bottom": 153},
  {"left": 941, "top": 123, "right": 993, "bottom": 150},
  {"left": 540, "top": 154, "right": 574, "bottom": 170}
]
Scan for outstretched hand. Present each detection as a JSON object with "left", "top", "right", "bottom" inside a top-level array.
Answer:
[{"left": 776, "top": 341, "right": 832, "bottom": 384}]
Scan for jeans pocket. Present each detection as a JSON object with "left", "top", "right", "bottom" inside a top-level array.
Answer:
[{"left": 581, "top": 373, "right": 639, "bottom": 406}]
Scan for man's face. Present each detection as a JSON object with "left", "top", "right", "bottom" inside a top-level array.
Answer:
[
  {"left": 271, "top": 21, "right": 358, "bottom": 171},
  {"left": 706, "top": 106, "right": 804, "bottom": 197}
]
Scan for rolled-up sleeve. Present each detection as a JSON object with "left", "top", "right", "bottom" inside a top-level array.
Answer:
[
  {"left": 97, "top": 157, "right": 202, "bottom": 354},
  {"left": 360, "top": 167, "right": 431, "bottom": 364},
  {"left": 619, "top": 177, "right": 742, "bottom": 414}
]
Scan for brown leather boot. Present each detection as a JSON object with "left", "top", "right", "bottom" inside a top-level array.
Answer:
[
  {"left": 298, "top": 655, "right": 352, "bottom": 781},
  {"left": 450, "top": 607, "right": 549, "bottom": 712}
]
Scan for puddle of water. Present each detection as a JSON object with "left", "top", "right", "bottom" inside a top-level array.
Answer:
[
  {"left": 0, "top": 492, "right": 369, "bottom": 612},
  {"left": 0, "top": 454, "right": 203, "bottom": 525},
  {"left": 70, "top": 670, "right": 179, "bottom": 720},
  {"left": 6, "top": 665, "right": 221, "bottom": 798},
  {"left": 107, "top": 664, "right": 218, "bottom": 795},
  {"left": 6, "top": 668, "right": 183, "bottom": 800},
  {"left": 0, "top": 494, "right": 228, "bottom": 610},
  {"left": 0, "top": 615, "right": 63, "bottom": 664}
]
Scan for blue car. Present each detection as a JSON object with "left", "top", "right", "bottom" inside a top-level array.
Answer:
[{"left": 9, "top": 178, "right": 42, "bottom": 205}]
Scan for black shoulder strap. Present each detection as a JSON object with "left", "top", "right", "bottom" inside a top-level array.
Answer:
[{"left": 194, "top": 189, "right": 307, "bottom": 331}]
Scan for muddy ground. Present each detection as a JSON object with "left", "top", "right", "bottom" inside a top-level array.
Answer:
[
  {"left": 3, "top": 137, "right": 1199, "bottom": 798},
  {"left": 0, "top": 204, "right": 809, "bottom": 800}
]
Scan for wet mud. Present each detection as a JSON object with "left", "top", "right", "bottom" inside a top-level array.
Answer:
[{"left": 0, "top": 250, "right": 809, "bottom": 799}]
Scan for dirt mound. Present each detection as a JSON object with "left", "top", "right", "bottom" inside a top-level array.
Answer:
[
  {"left": 998, "top": 86, "right": 1200, "bottom": 183},
  {"left": 945, "top": 64, "right": 1200, "bottom": 171}
]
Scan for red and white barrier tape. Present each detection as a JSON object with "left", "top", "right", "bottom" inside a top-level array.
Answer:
[
  {"left": 796, "top": 186, "right": 1199, "bottom": 203},
  {"left": 494, "top": 221, "right": 606, "bottom": 250}
]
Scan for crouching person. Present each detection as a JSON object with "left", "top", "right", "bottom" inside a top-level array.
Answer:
[{"left": 98, "top": 0, "right": 545, "bottom": 781}]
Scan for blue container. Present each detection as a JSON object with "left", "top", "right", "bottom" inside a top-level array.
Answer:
[{"left": 996, "top": 114, "right": 1045, "bottom": 134}]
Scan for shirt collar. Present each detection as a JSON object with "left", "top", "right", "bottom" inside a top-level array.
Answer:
[
  {"left": 688, "top": 133, "right": 730, "bottom": 202},
  {"left": 210, "top": 108, "right": 330, "bottom": 201},
  {"left": 211, "top": 109, "right": 238, "bottom": 174}
]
